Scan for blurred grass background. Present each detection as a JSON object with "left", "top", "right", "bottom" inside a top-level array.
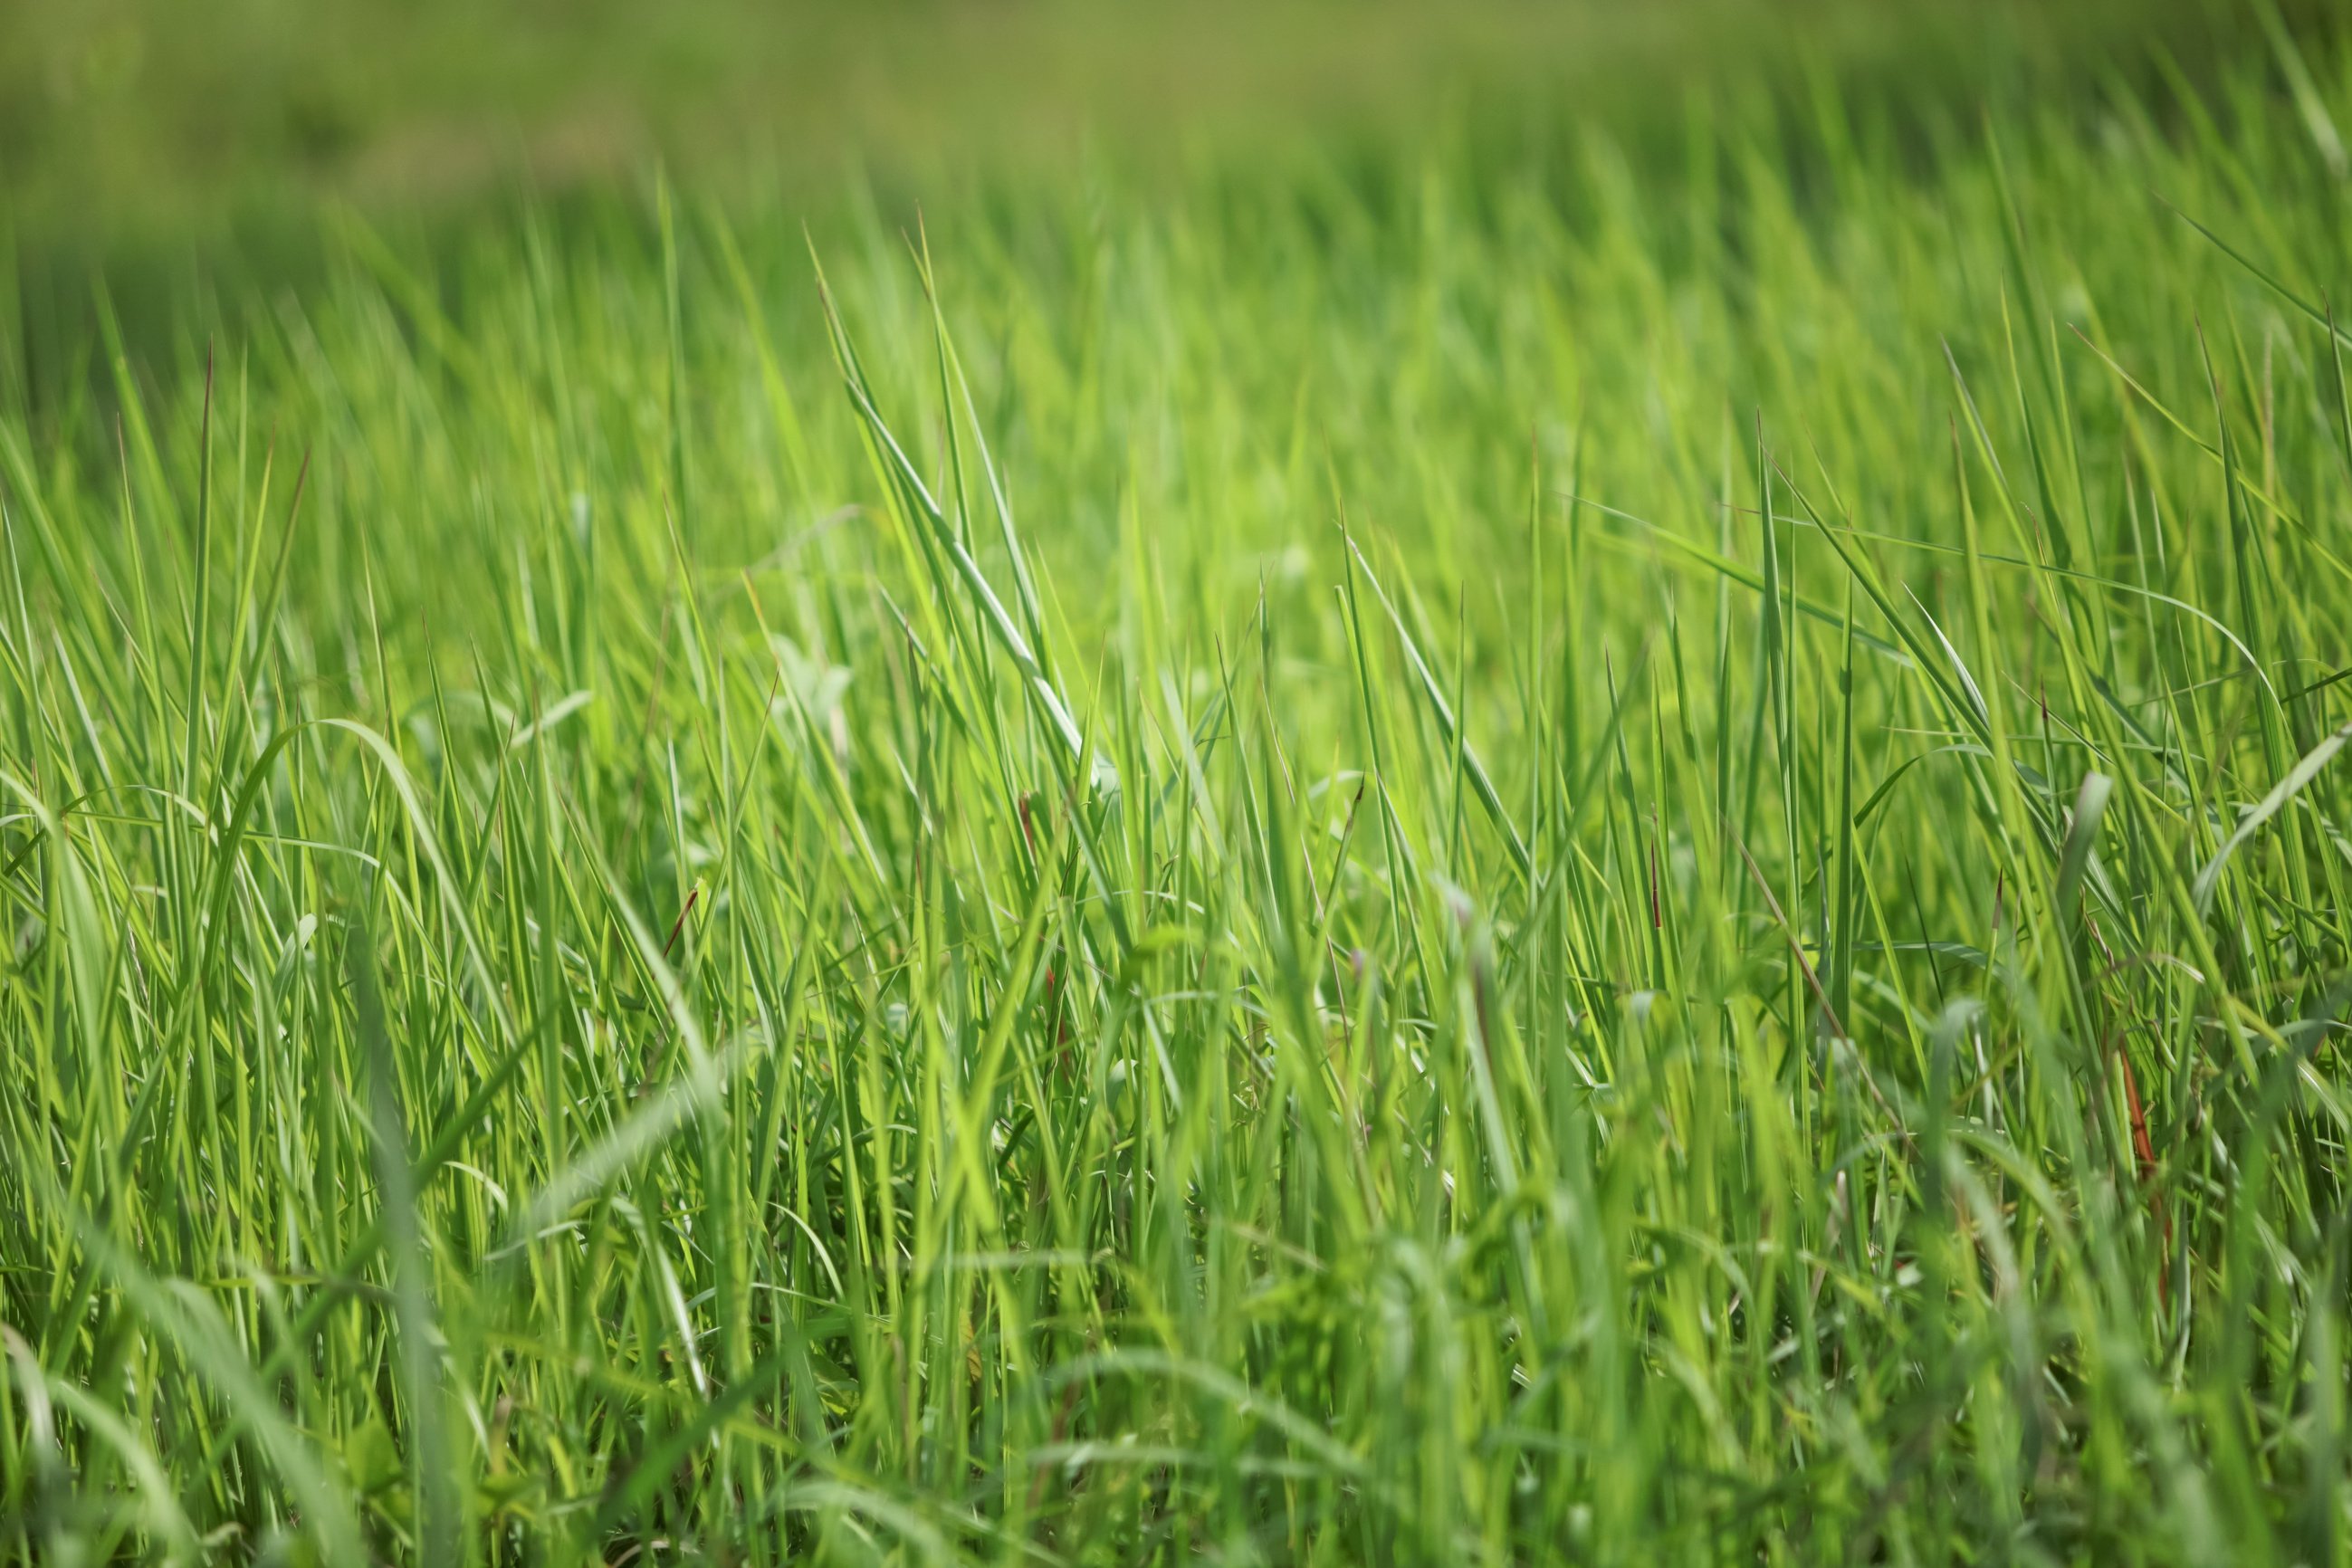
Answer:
[
  {"left": 0, "top": 0, "right": 2311, "bottom": 249},
  {"left": 0, "top": 0, "right": 2320, "bottom": 410}
]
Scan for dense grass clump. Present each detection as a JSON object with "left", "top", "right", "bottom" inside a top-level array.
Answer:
[{"left": 12, "top": 18, "right": 2352, "bottom": 1565}]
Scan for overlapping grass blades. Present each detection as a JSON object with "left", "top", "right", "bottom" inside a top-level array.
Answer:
[{"left": 6, "top": 17, "right": 2352, "bottom": 1565}]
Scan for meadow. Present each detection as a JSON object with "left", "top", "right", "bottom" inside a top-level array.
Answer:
[{"left": 7, "top": 3, "right": 2352, "bottom": 1563}]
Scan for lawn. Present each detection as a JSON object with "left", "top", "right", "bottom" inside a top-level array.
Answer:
[{"left": 6, "top": 3, "right": 2352, "bottom": 1563}]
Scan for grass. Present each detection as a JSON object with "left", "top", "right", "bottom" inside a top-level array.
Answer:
[
  {"left": 8, "top": 6, "right": 2352, "bottom": 1563},
  {"left": 0, "top": 0, "right": 2250, "bottom": 244}
]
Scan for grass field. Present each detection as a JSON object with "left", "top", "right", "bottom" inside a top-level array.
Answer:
[{"left": 9, "top": 3, "right": 2352, "bottom": 1563}]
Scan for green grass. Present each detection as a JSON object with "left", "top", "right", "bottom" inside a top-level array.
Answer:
[
  {"left": 0, "top": 0, "right": 2248, "bottom": 245},
  {"left": 10, "top": 8, "right": 2352, "bottom": 1564}
]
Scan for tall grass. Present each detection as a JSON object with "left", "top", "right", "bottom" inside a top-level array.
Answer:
[{"left": 8, "top": 18, "right": 2352, "bottom": 1565}]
